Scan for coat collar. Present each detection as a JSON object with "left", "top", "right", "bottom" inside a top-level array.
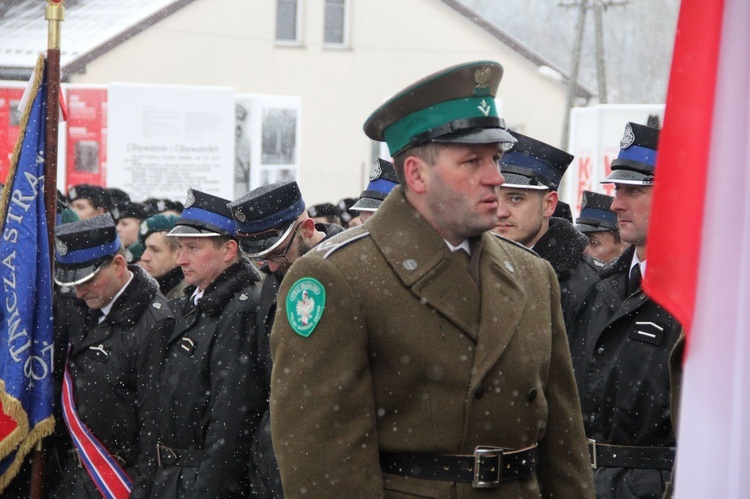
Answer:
[
  {"left": 71, "top": 266, "right": 159, "bottom": 353},
  {"left": 368, "top": 188, "right": 528, "bottom": 371},
  {"left": 533, "top": 217, "right": 589, "bottom": 280}
]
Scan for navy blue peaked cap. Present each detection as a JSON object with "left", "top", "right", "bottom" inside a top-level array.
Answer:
[
  {"left": 602, "top": 122, "right": 660, "bottom": 185},
  {"left": 54, "top": 214, "right": 122, "bottom": 286},
  {"left": 352, "top": 158, "right": 399, "bottom": 212},
  {"left": 575, "top": 190, "right": 618, "bottom": 233},
  {"left": 500, "top": 131, "right": 573, "bottom": 191},
  {"left": 228, "top": 180, "right": 306, "bottom": 257},
  {"left": 168, "top": 189, "right": 236, "bottom": 238}
]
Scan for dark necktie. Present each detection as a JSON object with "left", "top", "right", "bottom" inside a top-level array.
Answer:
[
  {"left": 85, "top": 308, "right": 104, "bottom": 329},
  {"left": 628, "top": 263, "right": 642, "bottom": 295}
]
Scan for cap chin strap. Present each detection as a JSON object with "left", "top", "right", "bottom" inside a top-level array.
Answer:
[{"left": 402, "top": 116, "right": 508, "bottom": 152}]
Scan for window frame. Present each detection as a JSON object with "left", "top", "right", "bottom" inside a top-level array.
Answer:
[
  {"left": 275, "top": 0, "right": 303, "bottom": 46},
  {"left": 323, "top": 0, "right": 350, "bottom": 48}
]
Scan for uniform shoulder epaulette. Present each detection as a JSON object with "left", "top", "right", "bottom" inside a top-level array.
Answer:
[
  {"left": 490, "top": 232, "right": 541, "bottom": 258},
  {"left": 233, "top": 285, "right": 260, "bottom": 313},
  {"left": 149, "top": 296, "right": 174, "bottom": 322},
  {"left": 312, "top": 226, "right": 371, "bottom": 259}
]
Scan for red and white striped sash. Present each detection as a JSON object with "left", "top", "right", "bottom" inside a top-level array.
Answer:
[{"left": 61, "top": 365, "right": 133, "bottom": 499}]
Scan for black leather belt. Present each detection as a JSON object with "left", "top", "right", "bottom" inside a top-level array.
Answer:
[
  {"left": 156, "top": 443, "right": 205, "bottom": 467},
  {"left": 588, "top": 439, "right": 675, "bottom": 470},
  {"left": 380, "top": 444, "right": 538, "bottom": 489},
  {"left": 68, "top": 447, "right": 133, "bottom": 468}
]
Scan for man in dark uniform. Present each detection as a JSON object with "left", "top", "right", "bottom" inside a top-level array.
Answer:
[
  {"left": 575, "top": 190, "right": 629, "bottom": 265},
  {"left": 493, "top": 131, "right": 600, "bottom": 330},
  {"left": 270, "top": 61, "right": 594, "bottom": 497},
  {"left": 149, "top": 189, "right": 265, "bottom": 498},
  {"left": 111, "top": 200, "right": 147, "bottom": 249},
  {"left": 137, "top": 214, "right": 187, "bottom": 300},
  {"left": 66, "top": 184, "right": 112, "bottom": 220},
  {"left": 50, "top": 214, "right": 174, "bottom": 499},
  {"left": 568, "top": 122, "right": 682, "bottom": 498},
  {"left": 227, "top": 180, "right": 344, "bottom": 497}
]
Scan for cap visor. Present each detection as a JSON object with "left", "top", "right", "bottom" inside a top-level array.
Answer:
[
  {"left": 601, "top": 169, "right": 654, "bottom": 185},
  {"left": 54, "top": 264, "right": 100, "bottom": 286},
  {"left": 432, "top": 127, "right": 516, "bottom": 146},
  {"left": 351, "top": 197, "right": 382, "bottom": 212},
  {"left": 167, "top": 225, "right": 221, "bottom": 237},
  {"left": 575, "top": 222, "right": 613, "bottom": 234},
  {"left": 499, "top": 172, "right": 549, "bottom": 190},
  {"left": 238, "top": 220, "right": 297, "bottom": 257}
]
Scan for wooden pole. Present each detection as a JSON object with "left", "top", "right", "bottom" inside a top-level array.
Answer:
[{"left": 33, "top": 3, "right": 64, "bottom": 498}]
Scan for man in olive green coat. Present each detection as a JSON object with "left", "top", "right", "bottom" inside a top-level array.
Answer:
[{"left": 270, "top": 61, "right": 594, "bottom": 498}]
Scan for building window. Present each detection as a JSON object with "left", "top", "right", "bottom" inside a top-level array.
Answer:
[
  {"left": 276, "top": 0, "right": 300, "bottom": 43},
  {"left": 324, "top": 0, "right": 348, "bottom": 46}
]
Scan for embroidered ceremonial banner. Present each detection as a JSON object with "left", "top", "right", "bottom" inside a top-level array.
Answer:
[{"left": 0, "top": 55, "right": 55, "bottom": 492}]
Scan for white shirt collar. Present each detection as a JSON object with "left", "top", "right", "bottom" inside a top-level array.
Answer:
[
  {"left": 630, "top": 251, "right": 647, "bottom": 276},
  {"left": 99, "top": 271, "right": 134, "bottom": 322},
  {"left": 191, "top": 288, "right": 206, "bottom": 305},
  {"left": 445, "top": 239, "right": 471, "bottom": 254}
]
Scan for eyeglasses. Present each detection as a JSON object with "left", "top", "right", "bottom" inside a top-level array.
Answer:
[{"left": 257, "top": 221, "right": 302, "bottom": 264}]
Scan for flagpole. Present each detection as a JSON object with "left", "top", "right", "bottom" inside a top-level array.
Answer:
[
  {"left": 35, "top": 3, "right": 64, "bottom": 498},
  {"left": 44, "top": 0, "right": 63, "bottom": 242}
]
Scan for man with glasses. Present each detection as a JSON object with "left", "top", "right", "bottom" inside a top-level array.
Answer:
[
  {"left": 51, "top": 214, "right": 174, "bottom": 498},
  {"left": 228, "top": 179, "right": 343, "bottom": 497},
  {"left": 149, "top": 189, "right": 265, "bottom": 498}
]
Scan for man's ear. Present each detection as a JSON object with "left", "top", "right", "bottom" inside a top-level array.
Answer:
[
  {"left": 403, "top": 156, "right": 428, "bottom": 193},
  {"left": 224, "top": 239, "right": 239, "bottom": 262},
  {"left": 299, "top": 217, "right": 316, "bottom": 239},
  {"left": 112, "top": 253, "right": 128, "bottom": 274},
  {"left": 542, "top": 190, "right": 559, "bottom": 218}
]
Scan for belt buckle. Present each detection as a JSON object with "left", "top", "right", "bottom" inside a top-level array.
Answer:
[
  {"left": 156, "top": 443, "right": 178, "bottom": 466},
  {"left": 472, "top": 446, "right": 503, "bottom": 489},
  {"left": 587, "top": 438, "right": 597, "bottom": 470}
]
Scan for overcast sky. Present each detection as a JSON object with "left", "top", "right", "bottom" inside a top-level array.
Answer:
[{"left": 462, "top": 0, "right": 681, "bottom": 104}]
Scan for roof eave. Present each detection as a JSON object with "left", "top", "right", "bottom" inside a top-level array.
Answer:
[
  {"left": 440, "top": 0, "right": 595, "bottom": 100},
  {"left": 64, "top": 0, "right": 197, "bottom": 75}
]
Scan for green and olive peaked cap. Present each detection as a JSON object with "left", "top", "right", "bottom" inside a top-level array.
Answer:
[{"left": 363, "top": 61, "right": 516, "bottom": 156}]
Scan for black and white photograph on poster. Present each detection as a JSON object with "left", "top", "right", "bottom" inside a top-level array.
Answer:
[
  {"left": 234, "top": 101, "right": 252, "bottom": 198},
  {"left": 74, "top": 140, "right": 100, "bottom": 173},
  {"left": 261, "top": 108, "right": 297, "bottom": 165}
]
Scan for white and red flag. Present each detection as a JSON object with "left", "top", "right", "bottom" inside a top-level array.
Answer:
[{"left": 646, "top": 0, "right": 750, "bottom": 496}]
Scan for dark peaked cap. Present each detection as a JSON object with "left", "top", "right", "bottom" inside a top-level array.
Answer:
[
  {"left": 575, "top": 190, "right": 618, "bottom": 233},
  {"left": 352, "top": 158, "right": 399, "bottom": 212},
  {"left": 363, "top": 61, "right": 516, "bottom": 156},
  {"left": 602, "top": 122, "right": 660, "bottom": 185},
  {"left": 54, "top": 214, "right": 122, "bottom": 286},
  {"left": 228, "top": 180, "right": 306, "bottom": 257},
  {"left": 500, "top": 131, "right": 574, "bottom": 191},
  {"left": 167, "top": 189, "right": 236, "bottom": 237}
]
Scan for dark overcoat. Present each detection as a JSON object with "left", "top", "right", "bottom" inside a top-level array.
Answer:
[
  {"left": 568, "top": 246, "right": 682, "bottom": 498},
  {"left": 150, "top": 260, "right": 265, "bottom": 498},
  {"left": 532, "top": 217, "right": 601, "bottom": 330},
  {"left": 270, "top": 188, "right": 595, "bottom": 498},
  {"left": 51, "top": 266, "right": 173, "bottom": 499}
]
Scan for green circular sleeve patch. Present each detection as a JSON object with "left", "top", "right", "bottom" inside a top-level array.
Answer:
[{"left": 285, "top": 277, "right": 326, "bottom": 337}]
